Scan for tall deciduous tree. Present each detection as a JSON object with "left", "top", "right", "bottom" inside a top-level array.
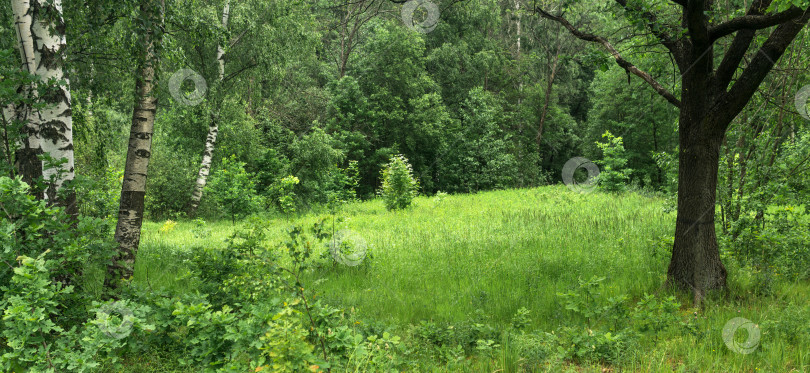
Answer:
[
  {"left": 9, "top": 0, "right": 75, "bottom": 213},
  {"left": 535, "top": 0, "right": 810, "bottom": 300},
  {"left": 327, "top": 0, "right": 384, "bottom": 78},
  {"left": 106, "top": 0, "right": 164, "bottom": 289},
  {"left": 188, "top": 0, "right": 229, "bottom": 216}
]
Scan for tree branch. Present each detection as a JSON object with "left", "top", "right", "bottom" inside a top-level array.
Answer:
[
  {"left": 614, "top": 0, "right": 682, "bottom": 59},
  {"left": 709, "top": 6, "right": 806, "bottom": 41},
  {"left": 534, "top": 7, "right": 681, "bottom": 108},
  {"left": 715, "top": 0, "right": 772, "bottom": 89},
  {"left": 716, "top": 10, "right": 810, "bottom": 130},
  {"left": 222, "top": 61, "right": 258, "bottom": 84}
]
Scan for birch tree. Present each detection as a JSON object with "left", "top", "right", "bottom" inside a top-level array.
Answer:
[
  {"left": 9, "top": 0, "right": 75, "bottom": 212},
  {"left": 187, "top": 0, "right": 229, "bottom": 216},
  {"left": 106, "top": 0, "right": 164, "bottom": 288}
]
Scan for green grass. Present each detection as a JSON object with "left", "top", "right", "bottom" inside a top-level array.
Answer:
[
  {"left": 136, "top": 185, "right": 810, "bottom": 372},
  {"left": 139, "top": 186, "right": 672, "bottom": 326}
]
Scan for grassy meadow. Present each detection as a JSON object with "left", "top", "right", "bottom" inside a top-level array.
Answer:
[{"left": 132, "top": 186, "right": 810, "bottom": 372}]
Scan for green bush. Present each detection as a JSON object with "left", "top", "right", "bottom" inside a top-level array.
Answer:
[
  {"left": 289, "top": 127, "right": 346, "bottom": 204},
  {"left": 596, "top": 131, "right": 631, "bottom": 193},
  {"left": 326, "top": 160, "right": 361, "bottom": 208},
  {"left": 268, "top": 175, "right": 300, "bottom": 214},
  {"left": 552, "top": 276, "right": 693, "bottom": 365},
  {"left": 73, "top": 165, "right": 122, "bottom": 219},
  {"left": 0, "top": 176, "right": 113, "bottom": 291},
  {"left": 206, "top": 155, "right": 263, "bottom": 223},
  {"left": 379, "top": 154, "right": 419, "bottom": 211},
  {"left": 723, "top": 204, "right": 810, "bottom": 280}
]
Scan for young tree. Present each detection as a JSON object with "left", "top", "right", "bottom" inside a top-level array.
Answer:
[
  {"left": 534, "top": 0, "right": 810, "bottom": 299},
  {"left": 206, "top": 155, "right": 260, "bottom": 223},
  {"left": 595, "top": 131, "right": 630, "bottom": 193},
  {"left": 380, "top": 154, "right": 419, "bottom": 210},
  {"left": 9, "top": 0, "right": 76, "bottom": 212},
  {"left": 106, "top": 0, "right": 165, "bottom": 289}
]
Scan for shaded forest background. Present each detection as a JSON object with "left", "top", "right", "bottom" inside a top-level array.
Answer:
[{"left": 1, "top": 0, "right": 690, "bottom": 219}]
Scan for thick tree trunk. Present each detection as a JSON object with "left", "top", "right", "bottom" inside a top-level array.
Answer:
[
  {"left": 30, "top": 0, "right": 75, "bottom": 214},
  {"left": 10, "top": 0, "right": 75, "bottom": 211},
  {"left": 667, "top": 111, "right": 728, "bottom": 298},
  {"left": 10, "top": 0, "right": 42, "bottom": 198},
  {"left": 188, "top": 0, "right": 229, "bottom": 216},
  {"left": 106, "top": 0, "right": 163, "bottom": 289}
]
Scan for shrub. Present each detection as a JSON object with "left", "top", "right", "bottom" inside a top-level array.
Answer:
[
  {"left": 0, "top": 176, "right": 113, "bottom": 290},
  {"left": 190, "top": 217, "right": 211, "bottom": 239},
  {"left": 269, "top": 175, "right": 300, "bottom": 214},
  {"left": 723, "top": 204, "right": 810, "bottom": 280},
  {"left": 73, "top": 165, "right": 122, "bottom": 219},
  {"left": 379, "top": 154, "right": 419, "bottom": 211},
  {"left": 596, "top": 131, "right": 631, "bottom": 193},
  {"left": 289, "top": 127, "right": 346, "bottom": 203},
  {"left": 206, "top": 155, "right": 262, "bottom": 223},
  {"left": 326, "top": 160, "right": 361, "bottom": 209}
]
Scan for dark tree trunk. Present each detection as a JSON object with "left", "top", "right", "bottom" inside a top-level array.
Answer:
[
  {"left": 667, "top": 52, "right": 729, "bottom": 296},
  {"left": 667, "top": 116, "right": 728, "bottom": 295}
]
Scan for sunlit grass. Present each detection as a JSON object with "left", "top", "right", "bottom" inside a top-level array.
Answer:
[{"left": 135, "top": 185, "right": 810, "bottom": 371}]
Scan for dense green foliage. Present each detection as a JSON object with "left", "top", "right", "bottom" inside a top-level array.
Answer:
[
  {"left": 1, "top": 0, "right": 809, "bottom": 371},
  {"left": 205, "top": 155, "right": 262, "bottom": 222},
  {"left": 379, "top": 154, "right": 419, "bottom": 210},
  {"left": 595, "top": 131, "right": 631, "bottom": 193}
]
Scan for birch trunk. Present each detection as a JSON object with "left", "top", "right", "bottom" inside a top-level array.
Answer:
[
  {"left": 10, "top": 0, "right": 40, "bottom": 192},
  {"left": 107, "top": 0, "right": 163, "bottom": 288},
  {"left": 11, "top": 0, "right": 75, "bottom": 209},
  {"left": 188, "top": 0, "right": 229, "bottom": 216}
]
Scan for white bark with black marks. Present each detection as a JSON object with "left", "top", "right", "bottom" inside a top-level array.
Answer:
[
  {"left": 188, "top": 0, "right": 229, "bottom": 215},
  {"left": 11, "top": 0, "right": 75, "bottom": 211},
  {"left": 107, "top": 0, "right": 164, "bottom": 288},
  {"left": 10, "top": 0, "right": 41, "bottom": 194}
]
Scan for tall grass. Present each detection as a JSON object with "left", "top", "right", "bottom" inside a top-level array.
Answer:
[
  {"left": 135, "top": 185, "right": 810, "bottom": 371},
  {"left": 305, "top": 186, "right": 673, "bottom": 328},
  {"left": 139, "top": 185, "right": 674, "bottom": 328}
]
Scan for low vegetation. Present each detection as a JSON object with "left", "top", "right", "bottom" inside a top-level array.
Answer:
[{"left": 5, "top": 179, "right": 806, "bottom": 372}]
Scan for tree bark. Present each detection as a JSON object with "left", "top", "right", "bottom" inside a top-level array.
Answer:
[
  {"left": 30, "top": 0, "right": 75, "bottom": 214},
  {"left": 106, "top": 0, "right": 163, "bottom": 289},
  {"left": 10, "top": 0, "right": 76, "bottom": 207},
  {"left": 188, "top": 0, "right": 229, "bottom": 216},
  {"left": 667, "top": 114, "right": 728, "bottom": 297}
]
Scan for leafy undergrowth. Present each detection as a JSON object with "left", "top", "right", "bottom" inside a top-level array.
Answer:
[
  {"left": 125, "top": 186, "right": 810, "bottom": 372},
  {"left": 5, "top": 180, "right": 807, "bottom": 372}
]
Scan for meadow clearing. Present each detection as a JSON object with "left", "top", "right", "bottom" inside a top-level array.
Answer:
[{"left": 128, "top": 186, "right": 810, "bottom": 372}]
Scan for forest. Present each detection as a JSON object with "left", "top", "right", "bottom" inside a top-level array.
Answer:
[{"left": 1, "top": 0, "right": 809, "bottom": 371}]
